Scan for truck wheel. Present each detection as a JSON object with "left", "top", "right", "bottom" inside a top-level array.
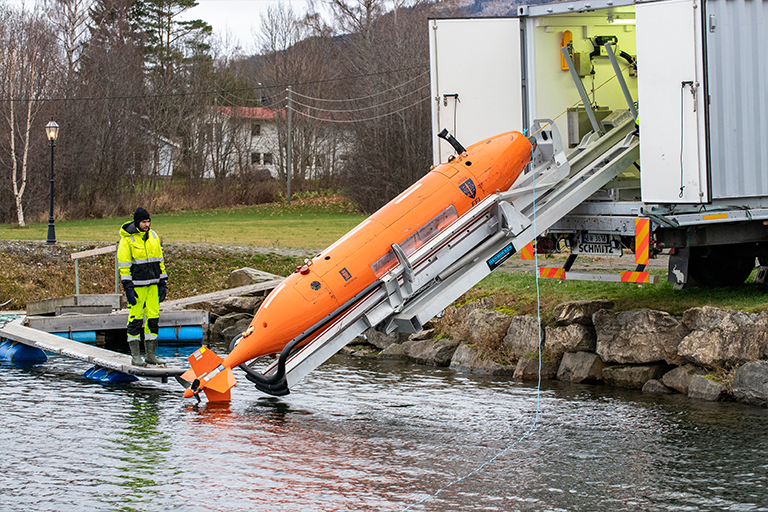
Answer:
[{"left": 689, "top": 247, "right": 754, "bottom": 287}]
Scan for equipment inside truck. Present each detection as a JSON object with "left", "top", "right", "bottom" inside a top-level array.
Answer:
[{"left": 431, "top": 0, "right": 768, "bottom": 289}]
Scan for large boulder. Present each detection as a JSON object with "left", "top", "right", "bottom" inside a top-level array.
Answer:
[
  {"left": 677, "top": 307, "right": 768, "bottom": 368},
  {"left": 594, "top": 309, "right": 688, "bottom": 365},
  {"left": 642, "top": 379, "right": 674, "bottom": 394},
  {"left": 462, "top": 309, "right": 513, "bottom": 347},
  {"left": 228, "top": 267, "right": 283, "bottom": 288},
  {"left": 440, "top": 297, "right": 494, "bottom": 323},
  {"left": 502, "top": 316, "right": 543, "bottom": 360},
  {"left": 553, "top": 299, "right": 615, "bottom": 326},
  {"left": 688, "top": 375, "right": 729, "bottom": 401},
  {"left": 603, "top": 364, "right": 668, "bottom": 389},
  {"left": 187, "top": 296, "right": 265, "bottom": 320},
  {"left": 409, "top": 327, "right": 436, "bottom": 341},
  {"left": 545, "top": 324, "right": 596, "bottom": 359},
  {"left": 364, "top": 329, "right": 410, "bottom": 350},
  {"left": 732, "top": 361, "right": 768, "bottom": 407},
  {"left": 556, "top": 352, "right": 606, "bottom": 383},
  {"left": 438, "top": 298, "right": 496, "bottom": 340},
  {"left": 380, "top": 338, "right": 461, "bottom": 367},
  {"left": 340, "top": 341, "right": 379, "bottom": 358},
  {"left": 211, "top": 312, "right": 253, "bottom": 344},
  {"left": 514, "top": 357, "right": 559, "bottom": 381},
  {"left": 449, "top": 343, "right": 516, "bottom": 376},
  {"left": 661, "top": 364, "right": 706, "bottom": 394}
]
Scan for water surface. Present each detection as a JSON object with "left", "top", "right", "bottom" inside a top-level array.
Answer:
[{"left": 2, "top": 345, "right": 767, "bottom": 511}]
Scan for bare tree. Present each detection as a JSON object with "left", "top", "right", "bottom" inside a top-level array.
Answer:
[
  {"left": 44, "top": 0, "right": 93, "bottom": 96},
  {"left": 326, "top": 0, "right": 437, "bottom": 212},
  {"left": 258, "top": 2, "right": 343, "bottom": 192},
  {"left": 52, "top": 0, "right": 147, "bottom": 217},
  {"left": 0, "top": 6, "right": 57, "bottom": 226}
]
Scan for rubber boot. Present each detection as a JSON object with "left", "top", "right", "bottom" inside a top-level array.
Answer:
[
  {"left": 144, "top": 340, "right": 164, "bottom": 366},
  {"left": 128, "top": 339, "right": 145, "bottom": 367}
]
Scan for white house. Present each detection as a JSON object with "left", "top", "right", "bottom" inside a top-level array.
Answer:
[
  {"left": 202, "top": 106, "right": 280, "bottom": 179},
  {"left": 202, "top": 105, "right": 351, "bottom": 182}
]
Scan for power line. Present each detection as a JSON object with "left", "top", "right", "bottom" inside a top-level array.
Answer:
[
  {"left": 287, "top": 95, "right": 429, "bottom": 123},
  {"left": 0, "top": 64, "right": 429, "bottom": 103},
  {"left": 289, "top": 83, "right": 430, "bottom": 113},
  {"left": 290, "top": 69, "right": 430, "bottom": 103}
]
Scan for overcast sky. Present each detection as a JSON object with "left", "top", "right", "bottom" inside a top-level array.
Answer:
[{"left": 180, "top": 0, "right": 323, "bottom": 50}]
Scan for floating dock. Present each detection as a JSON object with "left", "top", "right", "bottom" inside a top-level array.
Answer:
[
  {"left": 0, "top": 321, "right": 186, "bottom": 381},
  {"left": 25, "top": 309, "right": 210, "bottom": 339},
  {"left": 0, "top": 277, "right": 285, "bottom": 384},
  {"left": 21, "top": 278, "right": 284, "bottom": 342}
]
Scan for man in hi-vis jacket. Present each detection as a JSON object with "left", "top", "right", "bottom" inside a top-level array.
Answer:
[{"left": 118, "top": 207, "right": 168, "bottom": 366}]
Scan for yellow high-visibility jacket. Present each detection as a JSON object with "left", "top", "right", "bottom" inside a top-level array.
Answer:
[{"left": 117, "top": 221, "right": 167, "bottom": 287}]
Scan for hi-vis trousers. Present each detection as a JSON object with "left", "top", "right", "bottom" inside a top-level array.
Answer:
[{"left": 127, "top": 285, "right": 159, "bottom": 342}]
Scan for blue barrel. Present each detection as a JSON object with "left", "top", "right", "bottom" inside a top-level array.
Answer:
[
  {"left": 52, "top": 331, "right": 98, "bottom": 343},
  {"left": 157, "top": 326, "right": 203, "bottom": 342},
  {"left": 83, "top": 366, "right": 138, "bottom": 384},
  {"left": 0, "top": 340, "right": 11, "bottom": 359},
  {"left": 0, "top": 340, "right": 47, "bottom": 363}
]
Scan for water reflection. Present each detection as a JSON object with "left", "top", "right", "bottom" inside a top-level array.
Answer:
[
  {"left": 2, "top": 352, "right": 768, "bottom": 511},
  {"left": 110, "top": 394, "right": 177, "bottom": 509}
]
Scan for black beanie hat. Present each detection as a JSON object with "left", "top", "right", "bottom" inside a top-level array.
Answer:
[{"left": 133, "top": 207, "right": 150, "bottom": 225}]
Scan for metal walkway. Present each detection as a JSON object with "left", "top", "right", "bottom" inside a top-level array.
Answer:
[{"left": 0, "top": 321, "right": 185, "bottom": 380}]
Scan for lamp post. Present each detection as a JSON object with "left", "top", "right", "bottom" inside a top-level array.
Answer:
[{"left": 45, "top": 118, "right": 59, "bottom": 245}]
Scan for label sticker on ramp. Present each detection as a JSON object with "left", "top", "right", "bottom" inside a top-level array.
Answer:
[{"left": 487, "top": 242, "right": 516, "bottom": 271}]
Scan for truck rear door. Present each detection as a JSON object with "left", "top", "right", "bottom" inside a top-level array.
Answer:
[
  {"left": 636, "top": 0, "right": 709, "bottom": 204},
  {"left": 429, "top": 18, "right": 524, "bottom": 165}
]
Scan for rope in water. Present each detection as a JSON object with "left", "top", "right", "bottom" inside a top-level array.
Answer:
[{"left": 401, "top": 138, "right": 543, "bottom": 511}]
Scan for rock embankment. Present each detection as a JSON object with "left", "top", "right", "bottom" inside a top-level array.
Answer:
[
  {"left": 349, "top": 300, "right": 768, "bottom": 408},
  {"left": 193, "top": 268, "right": 768, "bottom": 408}
]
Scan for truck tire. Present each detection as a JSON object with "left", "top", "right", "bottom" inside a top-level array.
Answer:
[{"left": 689, "top": 246, "right": 754, "bottom": 287}]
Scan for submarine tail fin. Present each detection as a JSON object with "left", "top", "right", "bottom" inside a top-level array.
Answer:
[{"left": 182, "top": 347, "right": 236, "bottom": 402}]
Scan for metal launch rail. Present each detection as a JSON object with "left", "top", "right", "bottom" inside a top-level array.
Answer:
[{"left": 242, "top": 116, "right": 639, "bottom": 395}]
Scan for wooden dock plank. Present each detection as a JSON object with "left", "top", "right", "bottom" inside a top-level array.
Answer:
[
  {"left": 25, "top": 310, "right": 209, "bottom": 332},
  {"left": 159, "top": 278, "right": 284, "bottom": 309},
  {"left": 27, "top": 294, "right": 122, "bottom": 316},
  {"left": 0, "top": 322, "right": 186, "bottom": 378},
  {"left": 71, "top": 245, "right": 117, "bottom": 260}
]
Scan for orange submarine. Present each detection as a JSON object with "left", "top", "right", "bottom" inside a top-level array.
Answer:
[{"left": 182, "top": 129, "right": 533, "bottom": 402}]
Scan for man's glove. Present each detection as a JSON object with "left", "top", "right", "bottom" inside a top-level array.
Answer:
[
  {"left": 123, "top": 281, "right": 137, "bottom": 306},
  {"left": 158, "top": 279, "right": 167, "bottom": 303}
]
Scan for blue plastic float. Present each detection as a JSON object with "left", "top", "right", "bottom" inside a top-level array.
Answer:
[
  {"left": 50, "top": 325, "right": 203, "bottom": 344},
  {"left": 52, "top": 331, "right": 98, "bottom": 342},
  {"left": 0, "top": 339, "right": 47, "bottom": 363},
  {"left": 82, "top": 366, "right": 138, "bottom": 383}
]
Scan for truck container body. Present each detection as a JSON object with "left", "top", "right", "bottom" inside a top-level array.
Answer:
[{"left": 430, "top": 0, "right": 768, "bottom": 287}]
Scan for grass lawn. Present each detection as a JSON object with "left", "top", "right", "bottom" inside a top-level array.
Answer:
[
  {"left": 0, "top": 197, "right": 366, "bottom": 250},
  {"left": 2, "top": 196, "right": 767, "bottom": 315}
]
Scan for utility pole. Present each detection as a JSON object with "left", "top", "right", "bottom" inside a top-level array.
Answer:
[{"left": 287, "top": 86, "right": 292, "bottom": 205}]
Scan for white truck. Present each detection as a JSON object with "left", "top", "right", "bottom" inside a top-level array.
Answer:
[{"left": 429, "top": 0, "right": 768, "bottom": 287}]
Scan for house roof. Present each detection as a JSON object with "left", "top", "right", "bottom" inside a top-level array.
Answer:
[{"left": 215, "top": 106, "right": 277, "bottom": 121}]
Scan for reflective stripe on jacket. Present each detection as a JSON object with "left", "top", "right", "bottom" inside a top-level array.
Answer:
[{"left": 118, "top": 221, "right": 167, "bottom": 287}]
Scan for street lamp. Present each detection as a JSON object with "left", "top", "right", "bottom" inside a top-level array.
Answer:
[{"left": 45, "top": 118, "right": 59, "bottom": 245}]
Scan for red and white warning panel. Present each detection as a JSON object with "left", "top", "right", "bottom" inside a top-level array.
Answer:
[
  {"left": 538, "top": 268, "right": 659, "bottom": 283},
  {"left": 539, "top": 267, "right": 566, "bottom": 279},
  {"left": 521, "top": 241, "right": 535, "bottom": 260},
  {"left": 635, "top": 218, "right": 650, "bottom": 265}
]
